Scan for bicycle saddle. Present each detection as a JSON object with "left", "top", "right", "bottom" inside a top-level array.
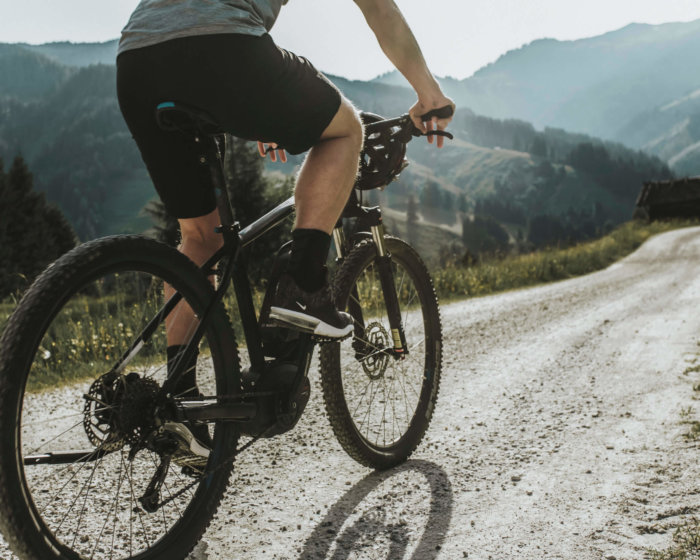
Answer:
[{"left": 155, "top": 101, "right": 225, "bottom": 136}]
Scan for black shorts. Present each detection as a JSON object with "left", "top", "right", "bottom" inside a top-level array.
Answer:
[{"left": 117, "top": 33, "right": 342, "bottom": 218}]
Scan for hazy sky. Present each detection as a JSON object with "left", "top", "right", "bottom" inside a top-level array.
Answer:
[{"left": 3, "top": 0, "right": 700, "bottom": 80}]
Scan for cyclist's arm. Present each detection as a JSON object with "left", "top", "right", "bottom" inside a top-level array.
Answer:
[{"left": 353, "top": 0, "right": 455, "bottom": 139}]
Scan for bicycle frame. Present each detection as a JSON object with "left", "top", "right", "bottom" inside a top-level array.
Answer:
[
  {"left": 22, "top": 120, "right": 415, "bottom": 466},
  {"left": 112, "top": 125, "right": 410, "bottom": 426}
]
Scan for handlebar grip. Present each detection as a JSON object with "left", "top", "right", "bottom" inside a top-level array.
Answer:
[{"left": 420, "top": 105, "right": 454, "bottom": 122}]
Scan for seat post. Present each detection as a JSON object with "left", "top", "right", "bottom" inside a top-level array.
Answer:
[{"left": 206, "top": 133, "right": 237, "bottom": 246}]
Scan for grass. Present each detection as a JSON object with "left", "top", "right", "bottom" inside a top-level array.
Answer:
[
  {"left": 432, "top": 219, "right": 699, "bottom": 302},
  {"left": 0, "top": 218, "right": 696, "bottom": 390},
  {"left": 649, "top": 518, "right": 700, "bottom": 560},
  {"left": 649, "top": 351, "right": 700, "bottom": 559}
]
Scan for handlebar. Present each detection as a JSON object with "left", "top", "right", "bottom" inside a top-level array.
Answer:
[
  {"left": 364, "top": 105, "right": 455, "bottom": 143},
  {"left": 263, "top": 106, "right": 454, "bottom": 155}
]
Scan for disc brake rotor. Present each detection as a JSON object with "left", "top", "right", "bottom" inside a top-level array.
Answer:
[{"left": 360, "top": 321, "right": 391, "bottom": 380}]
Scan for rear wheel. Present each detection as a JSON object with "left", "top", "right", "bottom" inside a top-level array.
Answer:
[
  {"left": 0, "top": 236, "right": 239, "bottom": 560},
  {"left": 320, "top": 237, "right": 442, "bottom": 469}
]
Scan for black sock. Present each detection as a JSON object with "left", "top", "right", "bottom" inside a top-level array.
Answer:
[
  {"left": 167, "top": 345, "right": 199, "bottom": 397},
  {"left": 289, "top": 228, "right": 331, "bottom": 292}
]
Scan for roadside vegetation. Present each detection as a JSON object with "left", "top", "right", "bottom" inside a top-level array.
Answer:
[
  {"left": 2, "top": 218, "right": 696, "bottom": 384},
  {"left": 432, "top": 219, "right": 698, "bottom": 302},
  {"left": 650, "top": 518, "right": 700, "bottom": 560},
  {"left": 648, "top": 350, "right": 700, "bottom": 559}
]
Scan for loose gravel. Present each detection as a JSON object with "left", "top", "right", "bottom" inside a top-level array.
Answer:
[{"left": 2, "top": 226, "right": 700, "bottom": 559}]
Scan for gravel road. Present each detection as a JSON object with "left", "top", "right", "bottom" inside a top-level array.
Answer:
[{"left": 3, "top": 226, "right": 700, "bottom": 560}]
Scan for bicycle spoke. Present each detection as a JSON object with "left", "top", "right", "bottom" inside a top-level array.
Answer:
[
  {"left": 26, "top": 416, "right": 88, "bottom": 456},
  {"left": 22, "top": 410, "right": 87, "bottom": 427},
  {"left": 323, "top": 237, "right": 440, "bottom": 459},
  {"left": 39, "top": 450, "right": 101, "bottom": 516},
  {"left": 92, "top": 453, "right": 125, "bottom": 560},
  {"left": 66, "top": 454, "right": 102, "bottom": 544},
  {"left": 125, "top": 458, "right": 151, "bottom": 551}
]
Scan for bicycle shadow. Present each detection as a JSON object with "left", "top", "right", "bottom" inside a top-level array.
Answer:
[{"left": 298, "top": 459, "right": 453, "bottom": 560}]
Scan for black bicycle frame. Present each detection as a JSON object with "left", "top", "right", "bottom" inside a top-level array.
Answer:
[
  {"left": 24, "top": 114, "right": 418, "bottom": 467},
  {"left": 115, "top": 130, "right": 408, "bottom": 424},
  {"left": 109, "top": 133, "right": 300, "bottom": 419}
]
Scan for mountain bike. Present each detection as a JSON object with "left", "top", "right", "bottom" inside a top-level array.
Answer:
[{"left": 0, "top": 103, "right": 452, "bottom": 560}]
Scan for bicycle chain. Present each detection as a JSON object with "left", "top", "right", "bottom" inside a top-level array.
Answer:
[{"left": 145, "top": 424, "right": 274, "bottom": 512}]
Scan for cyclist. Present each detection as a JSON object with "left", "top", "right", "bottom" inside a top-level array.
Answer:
[{"left": 117, "top": 0, "right": 454, "bottom": 462}]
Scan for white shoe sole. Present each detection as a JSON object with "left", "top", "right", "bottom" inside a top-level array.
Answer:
[
  {"left": 269, "top": 307, "right": 353, "bottom": 338},
  {"left": 163, "top": 422, "right": 210, "bottom": 462}
]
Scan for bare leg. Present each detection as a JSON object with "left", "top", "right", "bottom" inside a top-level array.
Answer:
[
  {"left": 165, "top": 207, "right": 223, "bottom": 347},
  {"left": 165, "top": 97, "right": 361, "bottom": 345},
  {"left": 294, "top": 96, "right": 364, "bottom": 233}
]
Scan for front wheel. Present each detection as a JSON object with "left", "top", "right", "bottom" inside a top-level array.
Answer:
[{"left": 320, "top": 237, "right": 442, "bottom": 469}]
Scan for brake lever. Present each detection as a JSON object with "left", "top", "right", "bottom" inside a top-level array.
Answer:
[
  {"left": 410, "top": 127, "right": 455, "bottom": 140},
  {"left": 410, "top": 105, "right": 456, "bottom": 139},
  {"left": 424, "top": 130, "right": 454, "bottom": 140}
]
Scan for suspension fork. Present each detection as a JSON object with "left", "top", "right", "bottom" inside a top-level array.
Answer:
[
  {"left": 370, "top": 224, "right": 407, "bottom": 356},
  {"left": 333, "top": 223, "right": 407, "bottom": 356}
]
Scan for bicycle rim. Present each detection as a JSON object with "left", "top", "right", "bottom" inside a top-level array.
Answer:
[
  {"left": 321, "top": 237, "right": 441, "bottom": 468},
  {"left": 0, "top": 238, "right": 237, "bottom": 560}
]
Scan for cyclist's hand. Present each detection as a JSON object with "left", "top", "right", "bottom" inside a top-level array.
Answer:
[
  {"left": 257, "top": 141, "right": 287, "bottom": 163},
  {"left": 409, "top": 96, "right": 455, "bottom": 148}
]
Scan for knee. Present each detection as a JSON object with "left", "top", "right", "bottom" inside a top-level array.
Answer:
[
  {"left": 178, "top": 211, "right": 223, "bottom": 255},
  {"left": 343, "top": 103, "right": 364, "bottom": 153},
  {"left": 322, "top": 97, "right": 364, "bottom": 153}
]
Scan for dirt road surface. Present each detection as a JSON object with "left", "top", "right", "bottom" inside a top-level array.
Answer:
[{"left": 3, "top": 226, "right": 700, "bottom": 559}]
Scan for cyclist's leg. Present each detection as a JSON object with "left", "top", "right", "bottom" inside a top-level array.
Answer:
[
  {"left": 165, "top": 207, "right": 223, "bottom": 347},
  {"left": 163, "top": 208, "right": 222, "bottom": 404},
  {"left": 294, "top": 96, "right": 363, "bottom": 234},
  {"left": 268, "top": 99, "right": 362, "bottom": 337}
]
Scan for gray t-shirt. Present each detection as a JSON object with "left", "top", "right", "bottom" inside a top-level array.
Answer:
[{"left": 118, "top": 0, "right": 288, "bottom": 55}]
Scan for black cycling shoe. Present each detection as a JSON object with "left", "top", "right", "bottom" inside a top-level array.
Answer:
[{"left": 269, "top": 274, "right": 353, "bottom": 340}]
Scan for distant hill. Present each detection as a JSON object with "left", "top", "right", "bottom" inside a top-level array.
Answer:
[
  {"left": 0, "top": 45, "right": 73, "bottom": 99},
  {"left": 616, "top": 88, "right": 700, "bottom": 177},
  {"left": 374, "top": 19, "right": 700, "bottom": 176},
  {"left": 0, "top": 37, "right": 674, "bottom": 248},
  {"left": 21, "top": 40, "right": 119, "bottom": 68}
]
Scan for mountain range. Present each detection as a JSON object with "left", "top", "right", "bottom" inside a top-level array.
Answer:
[
  {"left": 7, "top": 19, "right": 700, "bottom": 177},
  {"left": 376, "top": 19, "right": 700, "bottom": 176},
  {"left": 0, "top": 19, "right": 697, "bottom": 242}
]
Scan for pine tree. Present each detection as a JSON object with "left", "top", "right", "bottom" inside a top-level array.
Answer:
[
  {"left": 0, "top": 156, "right": 76, "bottom": 299},
  {"left": 457, "top": 193, "right": 468, "bottom": 214},
  {"left": 143, "top": 200, "right": 180, "bottom": 247}
]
